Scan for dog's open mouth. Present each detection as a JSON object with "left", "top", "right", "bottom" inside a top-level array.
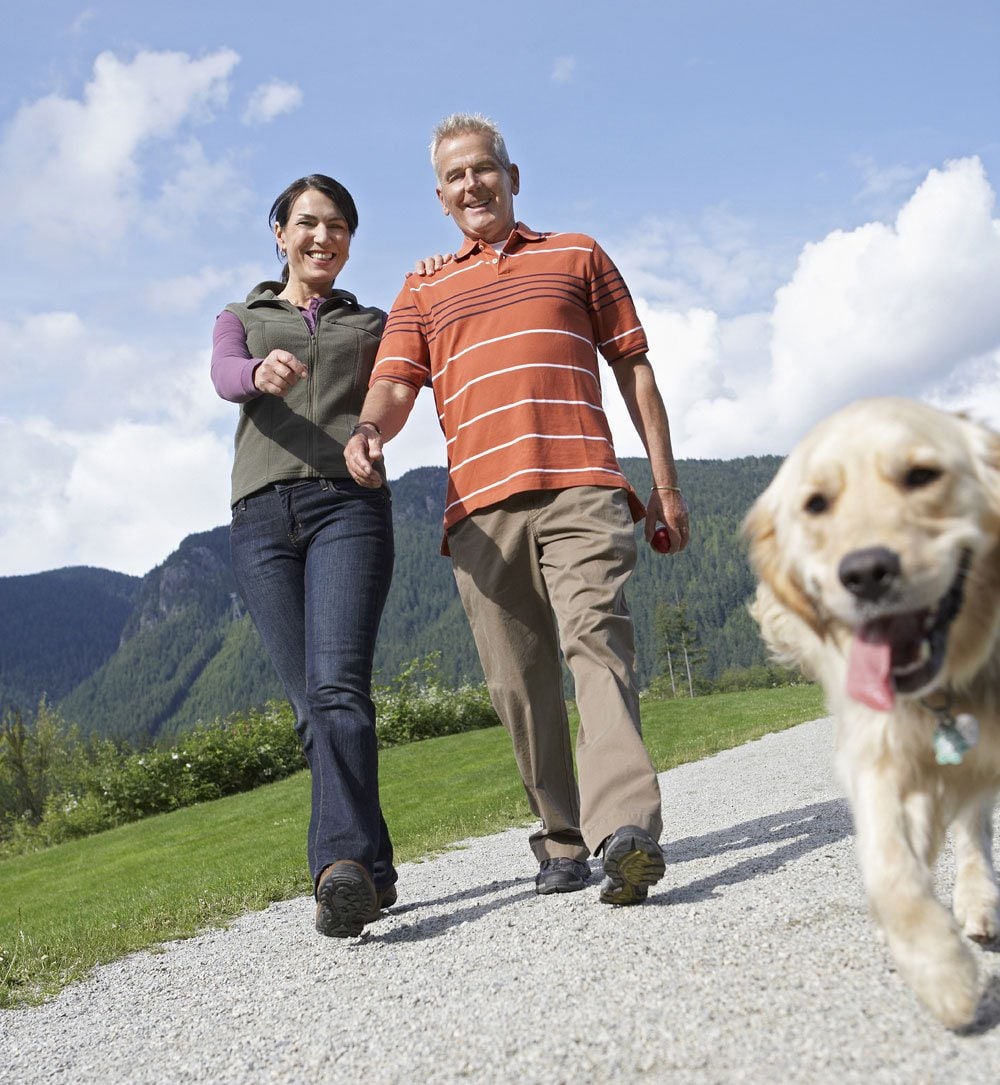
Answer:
[{"left": 845, "top": 550, "right": 972, "bottom": 711}]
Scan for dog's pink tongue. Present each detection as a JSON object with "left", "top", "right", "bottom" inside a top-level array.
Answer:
[{"left": 847, "top": 627, "right": 895, "bottom": 711}]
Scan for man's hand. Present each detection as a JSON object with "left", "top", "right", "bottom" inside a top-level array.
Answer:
[
  {"left": 345, "top": 424, "right": 385, "bottom": 488},
  {"left": 253, "top": 350, "right": 308, "bottom": 397},
  {"left": 412, "top": 253, "right": 453, "bottom": 276},
  {"left": 645, "top": 488, "right": 690, "bottom": 554}
]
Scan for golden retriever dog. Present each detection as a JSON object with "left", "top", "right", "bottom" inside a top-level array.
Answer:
[{"left": 744, "top": 396, "right": 1000, "bottom": 1028}]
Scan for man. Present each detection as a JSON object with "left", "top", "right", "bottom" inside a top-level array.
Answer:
[{"left": 345, "top": 113, "right": 689, "bottom": 905}]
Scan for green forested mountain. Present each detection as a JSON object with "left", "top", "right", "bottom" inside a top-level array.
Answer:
[
  {"left": 0, "top": 456, "right": 782, "bottom": 745},
  {"left": 56, "top": 527, "right": 277, "bottom": 743},
  {"left": 0, "top": 567, "right": 139, "bottom": 712}
]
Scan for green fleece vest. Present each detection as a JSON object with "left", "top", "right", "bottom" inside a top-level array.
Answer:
[{"left": 226, "top": 282, "right": 387, "bottom": 504}]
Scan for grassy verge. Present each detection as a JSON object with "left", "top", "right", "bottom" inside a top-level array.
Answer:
[{"left": 0, "top": 685, "right": 825, "bottom": 1008}]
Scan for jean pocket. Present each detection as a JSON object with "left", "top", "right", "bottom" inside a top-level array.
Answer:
[{"left": 326, "top": 477, "right": 392, "bottom": 504}]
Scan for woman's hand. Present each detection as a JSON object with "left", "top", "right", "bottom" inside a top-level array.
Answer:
[
  {"left": 345, "top": 428, "right": 385, "bottom": 488},
  {"left": 253, "top": 350, "right": 309, "bottom": 397}
]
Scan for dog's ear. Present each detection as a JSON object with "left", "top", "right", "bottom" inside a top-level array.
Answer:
[
  {"left": 980, "top": 429, "right": 1000, "bottom": 522},
  {"left": 743, "top": 494, "right": 825, "bottom": 637},
  {"left": 748, "top": 582, "right": 823, "bottom": 679},
  {"left": 963, "top": 415, "right": 1000, "bottom": 526}
]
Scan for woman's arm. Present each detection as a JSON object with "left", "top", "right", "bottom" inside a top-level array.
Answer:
[{"left": 211, "top": 311, "right": 262, "bottom": 403}]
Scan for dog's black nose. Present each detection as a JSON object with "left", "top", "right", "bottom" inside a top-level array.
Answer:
[{"left": 838, "top": 546, "right": 901, "bottom": 601}]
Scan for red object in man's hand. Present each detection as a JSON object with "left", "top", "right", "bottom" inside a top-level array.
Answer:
[{"left": 651, "top": 527, "right": 671, "bottom": 553}]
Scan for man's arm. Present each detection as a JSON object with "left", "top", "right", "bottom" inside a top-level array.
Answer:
[
  {"left": 344, "top": 380, "right": 419, "bottom": 488},
  {"left": 612, "top": 355, "right": 690, "bottom": 554}
]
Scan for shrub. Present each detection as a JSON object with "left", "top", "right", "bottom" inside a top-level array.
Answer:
[
  {"left": 0, "top": 658, "right": 498, "bottom": 857},
  {"left": 713, "top": 663, "right": 805, "bottom": 692},
  {"left": 374, "top": 654, "right": 499, "bottom": 747},
  {"left": 642, "top": 673, "right": 714, "bottom": 700},
  {"left": 0, "top": 702, "right": 305, "bottom": 858}
]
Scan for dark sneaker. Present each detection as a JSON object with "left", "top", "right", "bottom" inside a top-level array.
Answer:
[
  {"left": 599, "top": 825, "right": 665, "bottom": 905},
  {"left": 315, "top": 860, "right": 377, "bottom": 937},
  {"left": 535, "top": 857, "right": 591, "bottom": 895},
  {"left": 366, "top": 883, "right": 398, "bottom": 924}
]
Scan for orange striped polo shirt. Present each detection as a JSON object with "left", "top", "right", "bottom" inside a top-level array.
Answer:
[{"left": 371, "top": 223, "right": 648, "bottom": 532}]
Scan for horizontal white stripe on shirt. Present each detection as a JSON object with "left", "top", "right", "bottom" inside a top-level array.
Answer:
[
  {"left": 441, "top": 362, "right": 599, "bottom": 408},
  {"left": 449, "top": 431, "right": 613, "bottom": 474}
]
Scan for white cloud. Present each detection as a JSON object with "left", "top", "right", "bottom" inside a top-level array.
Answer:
[
  {"left": 606, "top": 156, "right": 1000, "bottom": 461},
  {"left": 1, "top": 312, "right": 90, "bottom": 417},
  {"left": 0, "top": 300, "right": 239, "bottom": 574},
  {"left": 0, "top": 417, "right": 232, "bottom": 576},
  {"left": 70, "top": 10, "right": 96, "bottom": 35},
  {"left": 150, "top": 264, "right": 268, "bottom": 313},
  {"left": 613, "top": 209, "right": 785, "bottom": 314},
  {"left": 0, "top": 48, "right": 240, "bottom": 248},
  {"left": 3, "top": 308, "right": 231, "bottom": 430},
  {"left": 853, "top": 155, "right": 927, "bottom": 215},
  {"left": 146, "top": 139, "right": 250, "bottom": 238},
  {"left": 768, "top": 157, "right": 1000, "bottom": 426},
  {"left": 242, "top": 80, "right": 303, "bottom": 125},
  {"left": 551, "top": 57, "right": 576, "bottom": 83},
  {"left": 0, "top": 350, "right": 443, "bottom": 577}
]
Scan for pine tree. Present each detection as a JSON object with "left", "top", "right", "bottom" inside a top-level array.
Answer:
[{"left": 654, "top": 601, "right": 708, "bottom": 697}]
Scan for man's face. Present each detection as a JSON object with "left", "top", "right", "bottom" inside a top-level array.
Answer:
[{"left": 434, "top": 131, "right": 519, "bottom": 244}]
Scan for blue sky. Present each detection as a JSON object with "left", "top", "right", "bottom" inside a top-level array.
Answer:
[{"left": 3, "top": 1, "right": 999, "bottom": 576}]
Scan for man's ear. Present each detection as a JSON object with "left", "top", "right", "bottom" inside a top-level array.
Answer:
[
  {"left": 509, "top": 163, "right": 520, "bottom": 196},
  {"left": 436, "top": 185, "right": 450, "bottom": 216}
]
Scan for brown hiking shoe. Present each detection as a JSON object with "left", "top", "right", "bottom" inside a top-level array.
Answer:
[{"left": 315, "top": 860, "right": 377, "bottom": 937}]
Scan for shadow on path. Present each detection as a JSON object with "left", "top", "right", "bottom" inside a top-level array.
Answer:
[
  {"left": 657, "top": 798, "right": 854, "bottom": 906},
  {"left": 366, "top": 877, "right": 538, "bottom": 944},
  {"left": 655, "top": 798, "right": 859, "bottom": 907},
  {"left": 369, "top": 799, "right": 855, "bottom": 940}
]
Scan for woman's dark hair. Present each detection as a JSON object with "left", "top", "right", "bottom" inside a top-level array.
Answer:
[{"left": 268, "top": 174, "right": 359, "bottom": 281}]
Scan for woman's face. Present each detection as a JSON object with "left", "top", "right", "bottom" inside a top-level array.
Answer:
[{"left": 274, "top": 188, "right": 351, "bottom": 293}]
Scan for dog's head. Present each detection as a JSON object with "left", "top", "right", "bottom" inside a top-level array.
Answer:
[{"left": 744, "top": 397, "right": 1000, "bottom": 707}]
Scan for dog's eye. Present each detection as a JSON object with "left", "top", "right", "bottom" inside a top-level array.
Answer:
[
  {"left": 803, "top": 493, "right": 829, "bottom": 515},
  {"left": 904, "top": 466, "right": 942, "bottom": 489}
]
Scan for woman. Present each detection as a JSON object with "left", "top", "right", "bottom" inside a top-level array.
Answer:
[{"left": 211, "top": 174, "right": 395, "bottom": 938}]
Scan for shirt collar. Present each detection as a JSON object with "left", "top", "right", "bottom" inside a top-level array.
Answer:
[{"left": 454, "top": 222, "right": 542, "bottom": 261}]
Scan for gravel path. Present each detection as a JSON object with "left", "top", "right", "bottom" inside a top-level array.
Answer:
[{"left": 5, "top": 716, "right": 1000, "bottom": 1084}]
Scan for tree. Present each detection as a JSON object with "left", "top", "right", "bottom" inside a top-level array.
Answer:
[
  {"left": 654, "top": 601, "right": 708, "bottom": 697},
  {"left": 0, "top": 699, "right": 66, "bottom": 824}
]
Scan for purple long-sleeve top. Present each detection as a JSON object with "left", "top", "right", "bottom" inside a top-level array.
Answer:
[{"left": 211, "top": 295, "right": 325, "bottom": 403}]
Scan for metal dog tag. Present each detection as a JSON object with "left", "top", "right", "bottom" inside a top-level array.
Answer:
[{"left": 933, "top": 712, "right": 980, "bottom": 765}]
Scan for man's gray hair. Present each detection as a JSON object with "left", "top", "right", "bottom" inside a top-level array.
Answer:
[{"left": 430, "top": 112, "right": 511, "bottom": 177}]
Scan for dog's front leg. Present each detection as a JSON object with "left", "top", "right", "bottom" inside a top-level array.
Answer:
[
  {"left": 851, "top": 768, "right": 981, "bottom": 1028},
  {"left": 952, "top": 791, "right": 1000, "bottom": 943}
]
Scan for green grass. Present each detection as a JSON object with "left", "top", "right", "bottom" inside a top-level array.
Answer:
[{"left": 0, "top": 684, "right": 825, "bottom": 1008}]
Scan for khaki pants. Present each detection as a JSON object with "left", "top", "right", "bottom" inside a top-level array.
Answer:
[{"left": 448, "top": 486, "right": 663, "bottom": 861}]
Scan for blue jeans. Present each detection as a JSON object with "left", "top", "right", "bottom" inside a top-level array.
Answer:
[{"left": 230, "top": 477, "right": 396, "bottom": 893}]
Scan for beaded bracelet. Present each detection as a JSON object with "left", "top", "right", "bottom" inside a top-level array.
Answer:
[{"left": 350, "top": 420, "right": 382, "bottom": 437}]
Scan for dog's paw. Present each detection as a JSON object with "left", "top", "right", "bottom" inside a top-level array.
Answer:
[
  {"left": 962, "top": 913, "right": 1000, "bottom": 945},
  {"left": 897, "top": 936, "right": 983, "bottom": 1029},
  {"left": 954, "top": 889, "right": 1000, "bottom": 944},
  {"left": 922, "top": 964, "right": 983, "bottom": 1030}
]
